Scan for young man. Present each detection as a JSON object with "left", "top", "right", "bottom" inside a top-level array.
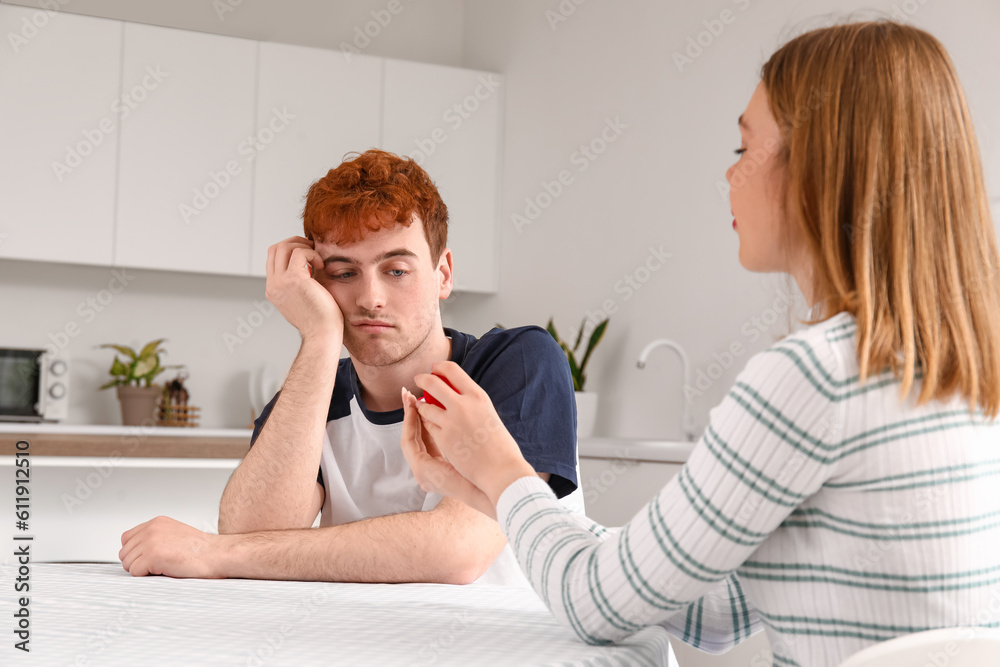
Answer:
[{"left": 118, "top": 149, "right": 581, "bottom": 585}]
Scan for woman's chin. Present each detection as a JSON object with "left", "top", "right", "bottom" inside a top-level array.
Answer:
[
  {"left": 737, "top": 251, "right": 776, "bottom": 274},
  {"left": 737, "top": 247, "right": 756, "bottom": 272}
]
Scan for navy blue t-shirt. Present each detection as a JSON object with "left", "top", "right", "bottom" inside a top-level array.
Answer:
[{"left": 250, "top": 325, "right": 579, "bottom": 499}]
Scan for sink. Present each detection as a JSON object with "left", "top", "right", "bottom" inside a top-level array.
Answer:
[{"left": 578, "top": 437, "right": 696, "bottom": 464}]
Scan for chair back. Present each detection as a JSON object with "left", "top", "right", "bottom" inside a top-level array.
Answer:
[{"left": 837, "top": 627, "right": 1000, "bottom": 667}]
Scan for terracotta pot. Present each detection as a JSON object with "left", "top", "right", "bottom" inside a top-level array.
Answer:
[{"left": 116, "top": 384, "right": 161, "bottom": 426}]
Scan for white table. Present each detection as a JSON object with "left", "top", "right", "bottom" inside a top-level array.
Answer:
[{"left": 1, "top": 563, "right": 671, "bottom": 666}]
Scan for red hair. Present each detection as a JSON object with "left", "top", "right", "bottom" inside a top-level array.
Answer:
[{"left": 303, "top": 149, "right": 448, "bottom": 262}]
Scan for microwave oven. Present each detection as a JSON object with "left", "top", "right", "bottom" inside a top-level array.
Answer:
[{"left": 0, "top": 348, "right": 69, "bottom": 422}]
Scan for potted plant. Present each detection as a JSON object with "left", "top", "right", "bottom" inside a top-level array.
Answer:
[
  {"left": 546, "top": 316, "right": 609, "bottom": 438},
  {"left": 99, "top": 338, "right": 183, "bottom": 426}
]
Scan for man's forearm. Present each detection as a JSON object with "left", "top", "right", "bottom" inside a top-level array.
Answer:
[
  {"left": 219, "top": 337, "right": 339, "bottom": 533},
  {"left": 216, "top": 499, "right": 507, "bottom": 585}
]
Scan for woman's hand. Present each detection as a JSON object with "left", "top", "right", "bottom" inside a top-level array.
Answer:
[
  {"left": 409, "top": 361, "right": 538, "bottom": 506},
  {"left": 400, "top": 388, "right": 496, "bottom": 519}
]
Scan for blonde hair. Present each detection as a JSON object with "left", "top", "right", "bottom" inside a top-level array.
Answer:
[{"left": 762, "top": 20, "right": 1000, "bottom": 418}]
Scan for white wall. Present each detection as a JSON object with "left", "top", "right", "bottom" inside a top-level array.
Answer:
[
  {"left": 451, "top": 0, "right": 1000, "bottom": 441},
  {"left": 0, "top": 258, "right": 302, "bottom": 427}
]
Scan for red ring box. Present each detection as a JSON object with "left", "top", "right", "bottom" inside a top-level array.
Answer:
[{"left": 419, "top": 374, "right": 458, "bottom": 408}]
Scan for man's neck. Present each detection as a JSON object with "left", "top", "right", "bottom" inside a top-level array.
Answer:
[{"left": 353, "top": 328, "right": 453, "bottom": 412}]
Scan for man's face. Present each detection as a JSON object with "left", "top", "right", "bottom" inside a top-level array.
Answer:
[{"left": 313, "top": 216, "right": 452, "bottom": 368}]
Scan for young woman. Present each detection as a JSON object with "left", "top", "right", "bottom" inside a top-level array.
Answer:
[{"left": 399, "top": 20, "right": 1000, "bottom": 667}]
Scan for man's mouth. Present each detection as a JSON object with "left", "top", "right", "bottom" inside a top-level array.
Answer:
[{"left": 353, "top": 320, "right": 393, "bottom": 333}]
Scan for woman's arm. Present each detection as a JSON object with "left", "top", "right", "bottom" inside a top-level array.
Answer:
[{"left": 407, "top": 337, "right": 844, "bottom": 650}]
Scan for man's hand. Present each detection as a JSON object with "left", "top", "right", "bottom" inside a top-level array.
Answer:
[
  {"left": 265, "top": 235, "right": 344, "bottom": 343},
  {"left": 119, "top": 516, "right": 227, "bottom": 579}
]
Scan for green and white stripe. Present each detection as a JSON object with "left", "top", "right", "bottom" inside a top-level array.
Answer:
[{"left": 497, "top": 311, "right": 1000, "bottom": 667}]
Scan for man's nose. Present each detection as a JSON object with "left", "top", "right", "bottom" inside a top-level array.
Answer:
[{"left": 356, "top": 274, "right": 386, "bottom": 311}]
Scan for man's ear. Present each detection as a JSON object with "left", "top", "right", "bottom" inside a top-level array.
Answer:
[{"left": 436, "top": 248, "right": 454, "bottom": 299}]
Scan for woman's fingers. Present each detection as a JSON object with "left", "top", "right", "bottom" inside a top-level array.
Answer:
[
  {"left": 402, "top": 390, "right": 451, "bottom": 480},
  {"left": 400, "top": 389, "right": 427, "bottom": 458},
  {"left": 421, "top": 418, "right": 446, "bottom": 460},
  {"left": 429, "top": 360, "right": 482, "bottom": 398},
  {"left": 412, "top": 390, "right": 445, "bottom": 428},
  {"left": 413, "top": 372, "right": 458, "bottom": 411}
]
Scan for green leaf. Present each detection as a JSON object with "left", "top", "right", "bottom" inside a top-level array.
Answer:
[
  {"left": 572, "top": 317, "right": 585, "bottom": 353},
  {"left": 138, "top": 338, "right": 167, "bottom": 361},
  {"left": 109, "top": 357, "right": 128, "bottom": 377},
  {"left": 99, "top": 344, "right": 137, "bottom": 361},
  {"left": 565, "top": 347, "right": 582, "bottom": 390},
  {"left": 133, "top": 354, "right": 158, "bottom": 378},
  {"left": 146, "top": 359, "right": 162, "bottom": 382},
  {"left": 557, "top": 340, "right": 574, "bottom": 366},
  {"left": 579, "top": 318, "right": 609, "bottom": 375},
  {"left": 545, "top": 317, "right": 560, "bottom": 345},
  {"left": 98, "top": 378, "right": 122, "bottom": 390}
]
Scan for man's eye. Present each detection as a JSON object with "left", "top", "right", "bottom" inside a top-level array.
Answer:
[
  {"left": 331, "top": 272, "right": 355, "bottom": 280},
  {"left": 388, "top": 269, "right": 407, "bottom": 278}
]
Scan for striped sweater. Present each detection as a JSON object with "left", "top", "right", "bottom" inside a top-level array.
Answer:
[{"left": 496, "top": 311, "right": 1000, "bottom": 667}]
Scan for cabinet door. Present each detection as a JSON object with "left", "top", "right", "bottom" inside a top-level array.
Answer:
[
  {"left": 382, "top": 60, "right": 503, "bottom": 293},
  {"left": 0, "top": 6, "right": 121, "bottom": 266},
  {"left": 115, "top": 23, "right": 256, "bottom": 276},
  {"left": 249, "top": 43, "right": 383, "bottom": 277},
  {"left": 579, "top": 458, "right": 682, "bottom": 527},
  {"left": 0, "top": 457, "right": 238, "bottom": 564}
]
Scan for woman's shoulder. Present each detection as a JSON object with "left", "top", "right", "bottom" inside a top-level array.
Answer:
[{"left": 737, "top": 311, "right": 859, "bottom": 400}]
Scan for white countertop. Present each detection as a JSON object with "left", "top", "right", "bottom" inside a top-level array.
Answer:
[
  {"left": 23, "top": 563, "right": 672, "bottom": 666},
  {"left": 0, "top": 423, "right": 695, "bottom": 463},
  {"left": 578, "top": 437, "right": 696, "bottom": 463},
  {"left": 0, "top": 422, "right": 251, "bottom": 438}
]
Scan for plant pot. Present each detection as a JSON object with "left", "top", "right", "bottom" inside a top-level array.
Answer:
[
  {"left": 116, "top": 384, "right": 161, "bottom": 426},
  {"left": 574, "top": 391, "right": 598, "bottom": 438}
]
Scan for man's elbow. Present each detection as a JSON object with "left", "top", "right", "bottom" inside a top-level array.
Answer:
[
  {"left": 435, "top": 563, "right": 488, "bottom": 586},
  {"left": 217, "top": 503, "right": 277, "bottom": 535},
  {"left": 216, "top": 508, "right": 247, "bottom": 535},
  {"left": 217, "top": 493, "right": 251, "bottom": 534},
  {"left": 217, "top": 516, "right": 240, "bottom": 535},
  {"left": 431, "top": 547, "right": 497, "bottom": 585}
]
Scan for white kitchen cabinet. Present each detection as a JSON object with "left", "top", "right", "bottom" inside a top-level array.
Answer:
[
  {"left": 580, "top": 457, "right": 683, "bottom": 527},
  {"left": 0, "top": 456, "right": 237, "bottom": 564},
  {"left": 249, "top": 43, "right": 383, "bottom": 277},
  {"left": 0, "top": 12, "right": 503, "bottom": 286},
  {"left": 115, "top": 22, "right": 257, "bottom": 276},
  {"left": 578, "top": 437, "right": 692, "bottom": 526},
  {"left": 0, "top": 6, "right": 121, "bottom": 267},
  {"left": 382, "top": 60, "right": 503, "bottom": 293}
]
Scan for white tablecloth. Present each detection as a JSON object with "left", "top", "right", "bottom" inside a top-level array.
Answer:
[{"left": 1, "top": 563, "right": 672, "bottom": 666}]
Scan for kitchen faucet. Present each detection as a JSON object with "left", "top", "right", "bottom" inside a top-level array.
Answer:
[{"left": 637, "top": 339, "right": 697, "bottom": 442}]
